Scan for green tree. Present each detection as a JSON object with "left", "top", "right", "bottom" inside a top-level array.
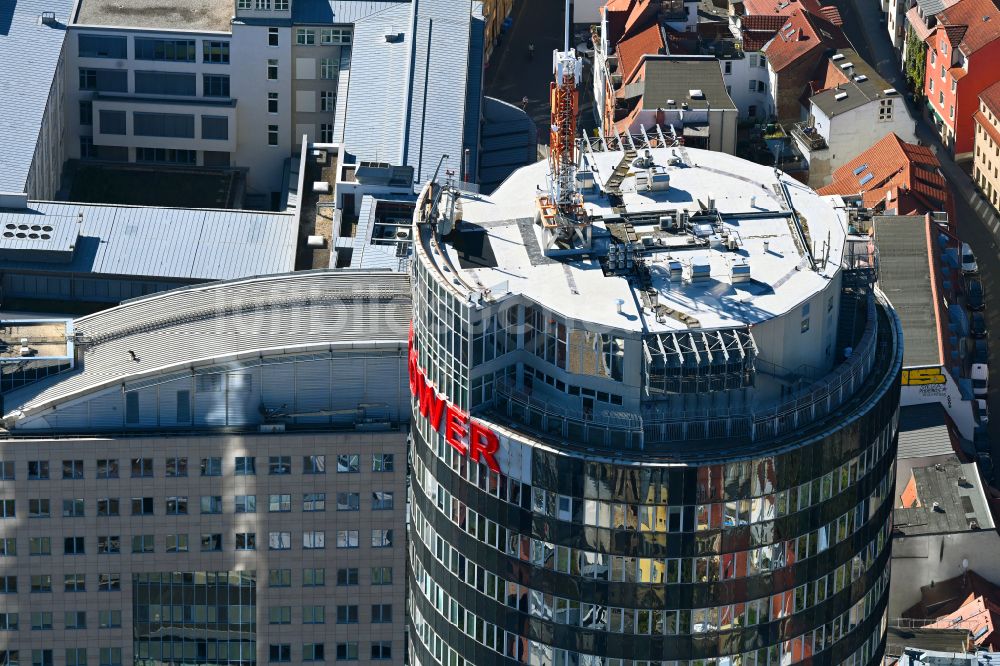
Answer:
[{"left": 904, "top": 27, "right": 928, "bottom": 100}]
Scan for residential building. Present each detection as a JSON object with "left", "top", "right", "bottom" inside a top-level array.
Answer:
[
  {"left": 64, "top": 0, "right": 487, "bottom": 203},
  {"left": 594, "top": 3, "right": 738, "bottom": 144},
  {"left": 793, "top": 49, "right": 917, "bottom": 186},
  {"left": 762, "top": 7, "right": 848, "bottom": 122},
  {"left": 898, "top": 648, "right": 1000, "bottom": 666},
  {"left": 921, "top": 0, "right": 1000, "bottom": 157},
  {"left": 725, "top": 17, "right": 781, "bottom": 120},
  {"left": 819, "top": 134, "right": 954, "bottom": 220},
  {"left": 902, "top": 0, "right": 960, "bottom": 66},
  {"left": 611, "top": 56, "right": 739, "bottom": 151},
  {"left": 0, "top": 0, "right": 74, "bottom": 202},
  {"left": 973, "top": 81, "right": 1000, "bottom": 210},
  {"left": 408, "top": 143, "right": 901, "bottom": 664},
  {"left": 0, "top": 270, "right": 410, "bottom": 665},
  {"left": 903, "top": 570, "right": 1000, "bottom": 650},
  {"left": 891, "top": 452, "right": 1000, "bottom": 618}
]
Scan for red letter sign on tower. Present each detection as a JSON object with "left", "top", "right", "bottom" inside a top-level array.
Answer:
[{"left": 408, "top": 323, "right": 501, "bottom": 473}]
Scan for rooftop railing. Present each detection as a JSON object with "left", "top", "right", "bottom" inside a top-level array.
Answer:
[
  {"left": 790, "top": 122, "right": 828, "bottom": 151},
  {"left": 480, "top": 295, "right": 891, "bottom": 454}
]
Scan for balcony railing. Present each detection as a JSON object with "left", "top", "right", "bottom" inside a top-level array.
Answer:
[
  {"left": 479, "top": 295, "right": 893, "bottom": 454},
  {"left": 790, "top": 122, "right": 828, "bottom": 151}
]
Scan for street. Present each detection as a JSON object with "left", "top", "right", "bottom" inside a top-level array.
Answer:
[
  {"left": 485, "top": 0, "right": 597, "bottom": 150},
  {"left": 829, "top": 0, "right": 1000, "bottom": 479}
]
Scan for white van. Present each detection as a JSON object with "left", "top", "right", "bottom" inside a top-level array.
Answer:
[
  {"left": 972, "top": 363, "right": 988, "bottom": 397},
  {"left": 962, "top": 243, "right": 978, "bottom": 274}
]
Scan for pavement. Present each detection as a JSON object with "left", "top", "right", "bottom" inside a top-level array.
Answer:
[
  {"left": 485, "top": 0, "right": 597, "bottom": 151},
  {"left": 831, "top": 0, "right": 1000, "bottom": 478}
]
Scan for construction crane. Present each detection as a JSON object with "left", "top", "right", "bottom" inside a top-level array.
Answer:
[{"left": 536, "top": 0, "right": 592, "bottom": 256}]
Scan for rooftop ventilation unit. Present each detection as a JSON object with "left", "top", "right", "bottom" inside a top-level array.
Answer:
[
  {"left": 689, "top": 259, "right": 711, "bottom": 282},
  {"left": 839, "top": 62, "right": 854, "bottom": 69},
  {"left": 689, "top": 89, "right": 705, "bottom": 99},
  {"left": 884, "top": 87, "right": 897, "bottom": 95},
  {"left": 40, "top": 11, "right": 56, "bottom": 25},
  {"left": 835, "top": 91, "right": 848, "bottom": 101},
  {"left": 854, "top": 74, "right": 868, "bottom": 82},
  {"left": 831, "top": 53, "right": 845, "bottom": 61},
  {"left": 731, "top": 258, "right": 751, "bottom": 282}
]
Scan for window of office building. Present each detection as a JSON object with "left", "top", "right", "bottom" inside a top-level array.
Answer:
[
  {"left": 335, "top": 644, "right": 357, "bottom": 661},
  {"left": 337, "top": 454, "right": 359, "bottom": 473},
  {"left": 303, "top": 606, "right": 325, "bottom": 624},
  {"left": 28, "top": 460, "right": 49, "bottom": 480},
  {"left": 203, "top": 74, "right": 230, "bottom": 98},
  {"left": 268, "top": 606, "right": 291, "bottom": 624},
  {"left": 268, "top": 92, "right": 279, "bottom": 114},
  {"left": 99, "top": 110, "right": 126, "bottom": 135},
  {"left": 321, "top": 28, "right": 351, "bottom": 44},
  {"left": 371, "top": 567, "right": 392, "bottom": 585},
  {"left": 65, "top": 611, "right": 86, "bottom": 629},
  {"left": 99, "top": 649, "right": 121, "bottom": 666},
  {"left": 97, "top": 498, "right": 119, "bottom": 516},
  {"left": 166, "top": 534, "right": 189, "bottom": 553},
  {"left": 133, "top": 572, "right": 255, "bottom": 663},
  {"left": 99, "top": 610, "right": 121, "bottom": 628},
  {"left": 296, "top": 28, "right": 316, "bottom": 45},
  {"left": 267, "top": 59, "right": 279, "bottom": 80},
  {"left": 304, "top": 568, "right": 325, "bottom": 587},
  {"left": 320, "top": 90, "right": 335, "bottom": 112},
  {"left": 30, "top": 575, "right": 52, "bottom": 592},
  {"left": 371, "top": 604, "right": 392, "bottom": 623},
  {"left": 78, "top": 33, "right": 127, "bottom": 58},
  {"left": 0, "top": 461, "right": 13, "bottom": 480},
  {"left": 371, "top": 529, "right": 392, "bottom": 548},
  {"left": 201, "top": 457, "right": 222, "bottom": 476},
  {"left": 135, "top": 148, "right": 196, "bottom": 164},
  {"left": 131, "top": 458, "right": 153, "bottom": 477},
  {"left": 268, "top": 28, "right": 279, "bottom": 46},
  {"left": 336, "top": 605, "right": 358, "bottom": 624},
  {"left": 337, "top": 492, "right": 359, "bottom": 511},
  {"left": 268, "top": 124, "right": 279, "bottom": 146},
  {"left": 64, "top": 574, "right": 84, "bottom": 592},
  {"left": 235, "top": 495, "right": 257, "bottom": 513},
  {"left": 134, "top": 37, "right": 195, "bottom": 62},
  {"left": 29, "top": 498, "right": 49, "bottom": 517},
  {"left": 337, "top": 568, "right": 358, "bottom": 586},
  {"left": 201, "top": 496, "right": 222, "bottom": 514},
  {"left": 234, "top": 456, "right": 255, "bottom": 475},
  {"left": 0, "top": 576, "right": 16, "bottom": 594},
  {"left": 269, "top": 456, "right": 291, "bottom": 474},
  {"left": 268, "top": 569, "right": 291, "bottom": 587},
  {"left": 372, "top": 491, "right": 393, "bottom": 511},
  {"left": 320, "top": 58, "right": 338, "bottom": 79},
  {"left": 63, "top": 459, "right": 84, "bottom": 479},
  {"left": 0, "top": 500, "right": 13, "bottom": 518},
  {"left": 370, "top": 643, "right": 392, "bottom": 661},
  {"left": 303, "top": 531, "right": 325, "bottom": 549},
  {"left": 135, "top": 70, "right": 196, "bottom": 96},
  {"left": 269, "top": 494, "right": 291, "bottom": 512},
  {"left": 97, "top": 459, "right": 118, "bottom": 479},
  {"left": 268, "top": 532, "right": 291, "bottom": 550},
  {"left": 303, "top": 493, "right": 325, "bottom": 512},
  {"left": 165, "top": 496, "right": 188, "bottom": 515},
  {"left": 79, "top": 68, "right": 128, "bottom": 92},
  {"left": 131, "top": 535, "right": 154, "bottom": 554},
  {"left": 303, "top": 455, "right": 325, "bottom": 474},
  {"left": 336, "top": 530, "right": 358, "bottom": 549},
  {"left": 236, "top": 533, "right": 256, "bottom": 551},
  {"left": 29, "top": 537, "right": 51, "bottom": 556},
  {"left": 165, "top": 457, "right": 187, "bottom": 477},
  {"left": 372, "top": 454, "right": 394, "bottom": 472},
  {"left": 303, "top": 644, "right": 324, "bottom": 662},
  {"left": 203, "top": 40, "right": 230, "bottom": 63},
  {"left": 320, "top": 123, "right": 333, "bottom": 143},
  {"left": 131, "top": 497, "right": 154, "bottom": 516}
]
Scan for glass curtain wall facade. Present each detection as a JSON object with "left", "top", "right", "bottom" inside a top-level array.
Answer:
[{"left": 406, "top": 225, "right": 903, "bottom": 666}]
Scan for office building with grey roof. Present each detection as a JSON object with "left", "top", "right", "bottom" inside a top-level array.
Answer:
[
  {"left": 61, "top": 0, "right": 489, "bottom": 202},
  {"left": 0, "top": 270, "right": 411, "bottom": 665}
]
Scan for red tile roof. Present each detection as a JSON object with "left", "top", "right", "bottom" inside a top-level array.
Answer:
[
  {"left": 818, "top": 133, "right": 953, "bottom": 217},
  {"left": 621, "top": 0, "right": 659, "bottom": 40},
  {"left": 980, "top": 80, "right": 1000, "bottom": 116},
  {"left": 905, "top": 570, "right": 1000, "bottom": 651},
  {"left": 936, "top": 0, "right": 1000, "bottom": 56},
  {"left": 743, "top": 0, "right": 822, "bottom": 17},
  {"left": 762, "top": 8, "right": 848, "bottom": 72},
  {"left": 816, "top": 5, "right": 843, "bottom": 25},
  {"left": 605, "top": 0, "right": 637, "bottom": 44},
  {"left": 616, "top": 21, "right": 665, "bottom": 83},
  {"left": 741, "top": 14, "right": 785, "bottom": 50}
]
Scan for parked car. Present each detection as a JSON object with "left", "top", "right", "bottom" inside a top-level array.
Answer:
[
  {"left": 972, "top": 363, "right": 988, "bottom": 397},
  {"left": 962, "top": 243, "right": 978, "bottom": 274},
  {"left": 971, "top": 311, "right": 988, "bottom": 338},
  {"left": 975, "top": 338, "right": 989, "bottom": 365},
  {"left": 966, "top": 277, "right": 985, "bottom": 311}
]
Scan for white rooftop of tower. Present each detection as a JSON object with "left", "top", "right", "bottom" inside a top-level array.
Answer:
[{"left": 429, "top": 146, "right": 850, "bottom": 334}]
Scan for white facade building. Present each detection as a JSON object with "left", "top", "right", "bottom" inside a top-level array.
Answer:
[
  {"left": 63, "top": 0, "right": 486, "bottom": 203},
  {"left": 721, "top": 51, "right": 774, "bottom": 120},
  {"left": 792, "top": 51, "right": 917, "bottom": 187}
]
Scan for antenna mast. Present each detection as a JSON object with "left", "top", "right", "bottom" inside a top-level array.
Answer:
[{"left": 536, "top": 0, "right": 591, "bottom": 256}]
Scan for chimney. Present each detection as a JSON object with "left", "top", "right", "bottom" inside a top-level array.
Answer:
[{"left": 797, "top": 27, "right": 804, "bottom": 40}]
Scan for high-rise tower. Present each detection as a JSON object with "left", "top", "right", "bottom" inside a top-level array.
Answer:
[{"left": 406, "top": 136, "right": 902, "bottom": 665}]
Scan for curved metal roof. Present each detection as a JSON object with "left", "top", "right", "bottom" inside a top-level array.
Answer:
[{"left": 2, "top": 270, "right": 411, "bottom": 421}]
